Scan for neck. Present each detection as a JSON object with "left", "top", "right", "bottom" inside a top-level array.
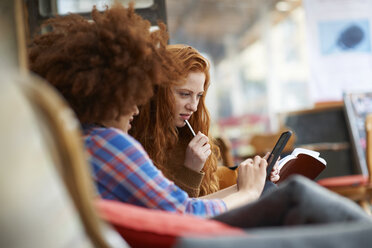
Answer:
[{"left": 100, "top": 120, "right": 127, "bottom": 134}]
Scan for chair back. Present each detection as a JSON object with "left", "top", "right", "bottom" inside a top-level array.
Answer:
[
  {"left": 249, "top": 129, "right": 296, "bottom": 156},
  {"left": 215, "top": 137, "right": 235, "bottom": 167},
  {"left": 0, "top": 74, "right": 127, "bottom": 247}
]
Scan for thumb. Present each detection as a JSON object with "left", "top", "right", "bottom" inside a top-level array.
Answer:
[{"left": 263, "top": 152, "right": 270, "bottom": 160}]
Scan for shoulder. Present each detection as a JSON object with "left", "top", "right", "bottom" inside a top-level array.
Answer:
[{"left": 83, "top": 126, "right": 144, "bottom": 153}]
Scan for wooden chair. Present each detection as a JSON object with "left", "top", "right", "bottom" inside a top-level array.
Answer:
[
  {"left": 215, "top": 137, "right": 235, "bottom": 167},
  {"left": 0, "top": 75, "right": 127, "bottom": 247},
  {"left": 317, "top": 114, "right": 372, "bottom": 214},
  {"left": 215, "top": 137, "right": 238, "bottom": 189},
  {"left": 249, "top": 129, "right": 296, "bottom": 157}
]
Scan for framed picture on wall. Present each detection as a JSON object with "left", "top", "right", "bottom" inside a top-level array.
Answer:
[{"left": 343, "top": 91, "right": 372, "bottom": 175}]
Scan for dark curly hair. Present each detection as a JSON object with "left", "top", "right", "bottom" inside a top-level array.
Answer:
[{"left": 29, "top": 3, "right": 180, "bottom": 123}]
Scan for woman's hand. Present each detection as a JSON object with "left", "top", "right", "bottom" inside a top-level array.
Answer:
[
  {"left": 236, "top": 155, "right": 267, "bottom": 199},
  {"left": 184, "top": 131, "right": 211, "bottom": 172},
  {"left": 269, "top": 162, "right": 280, "bottom": 182},
  {"left": 263, "top": 152, "right": 280, "bottom": 183},
  {"left": 208, "top": 155, "right": 267, "bottom": 211}
]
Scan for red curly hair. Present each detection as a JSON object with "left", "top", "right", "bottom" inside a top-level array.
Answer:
[
  {"left": 131, "top": 44, "right": 220, "bottom": 196},
  {"left": 28, "top": 3, "right": 180, "bottom": 124}
]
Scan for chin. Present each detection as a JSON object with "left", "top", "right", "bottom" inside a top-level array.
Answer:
[
  {"left": 122, "top": 125, "right": 130, "bottom": 134},
  {"left": 176, "top": 121, "right": 186, "bottom": 128}
]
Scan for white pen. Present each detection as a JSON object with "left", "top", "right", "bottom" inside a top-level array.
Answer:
[{"left": 184, "top": 120, "right": 196, "bottom": 137}]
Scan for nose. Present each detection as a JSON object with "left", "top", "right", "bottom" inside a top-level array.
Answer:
[
  {"left": 186, "top": 97, "right": 198, "bottom": 112},
  {"left": 132, "top": 105, "right": 139, "bottom": 116}
]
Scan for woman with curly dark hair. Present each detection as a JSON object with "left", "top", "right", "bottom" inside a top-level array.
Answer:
[{"left": 28, "top": 3, "right": 268, "bottom": 217}]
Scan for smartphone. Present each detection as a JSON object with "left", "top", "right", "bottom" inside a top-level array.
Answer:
[{"left": 266, "top": 131, "right": 292, "bottom": 178}]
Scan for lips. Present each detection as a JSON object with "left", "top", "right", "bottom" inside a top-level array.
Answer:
[{"left": 180, "top": 114, "right": 191, "bottom": 120}]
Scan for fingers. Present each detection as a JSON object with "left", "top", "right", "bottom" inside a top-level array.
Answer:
[
  {"left": 204, "top": 149, "right": 212, "bottom": 157},
  {"left": 190, "top": 131, "right": 209, "bottom": 146},
  {"left": 270, "top": 174, "right": 280, "bottom": 182},
  {"left": 236, "top": 155, "right": 267, "bottom": 196},
  {"left": 259, "top": 156, "right": 268, "bottom": 169},
  {"left": 189, "top": 132, "right": 210, "bottom": 154},
  {"left": 197, "top": 144, "right": 212, "bottom": 158},
  {"left": 252, "top": 155, "right": 267, "bottom": 170},
  {"left": 185, "top": 131, "right": 211, "bottom": 172},
  {"left": 271, "top": 162, "right": 279, "bottom": 173},
  {"left": 263, "top": 152, "right": 270, "bottom": 160},
  {"left": 269, "top": 161, "right": 280, "bottom": 182},
  {"left": 240, "top": 156, "right": 267, "bottom": 170},
  {"left": 253, "top": 155, "right": 261, "bottom": 166},
  {"left": 240, "top": 158, "right": 253, "bottom": 166},
  {"left": 202, "top": 143, "right": 211, "bottom": 155}
]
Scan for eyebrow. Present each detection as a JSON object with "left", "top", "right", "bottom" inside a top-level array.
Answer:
[{"left": 176, "top": 88, "right": 204, "bottom": 94}]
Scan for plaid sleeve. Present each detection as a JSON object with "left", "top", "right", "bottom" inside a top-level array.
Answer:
[{"left": 83, "top": 127, "right": 227, "bottom": 218}]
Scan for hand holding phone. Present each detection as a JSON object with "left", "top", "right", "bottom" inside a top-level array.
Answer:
[{"left": 266, "top": 131, "right": 292, "bottom": 179}]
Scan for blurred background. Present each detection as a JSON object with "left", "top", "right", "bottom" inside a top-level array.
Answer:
[
  {"left": 53, "top": 0, "right": 310, "bottom": 130},
  {"left": 46, "top": 0, "right": 309, "bottom": 155}
]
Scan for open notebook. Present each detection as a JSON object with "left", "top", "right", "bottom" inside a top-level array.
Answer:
[{"left": 276, "top": 148, "right": 327, "bottom": 184}]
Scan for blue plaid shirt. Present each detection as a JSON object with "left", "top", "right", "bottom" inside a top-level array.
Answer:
[{"left": 83, "top": 125, "right": 227, "bottom": 218}]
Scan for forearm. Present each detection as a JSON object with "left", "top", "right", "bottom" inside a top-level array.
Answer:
[
  {"left": 199, "top": 185, "right": 238, "bottom": 199},
  {"left": 221, "top": 190, "right": 260, "bottom": 211},
  {"left": 200, "top": 184, "right": 260, "bottom": 211},
  {"left": 131, "top": 163, "right": 227, "bottom": 217}
]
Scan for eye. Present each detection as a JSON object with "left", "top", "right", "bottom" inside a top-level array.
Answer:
[
  {"left": 197, "top": 94, "right": 203, "bottom": 99},
  {"left": 179, "top": 92, "right": 190, "bottom": 97}
]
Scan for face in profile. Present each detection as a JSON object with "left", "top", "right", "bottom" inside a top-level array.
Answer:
[
  {"left": 171, "top": 71, "right": 205, "bottom": 128},
  {"left": 105, "top": 105, "right": 139, "bottom": 133}
]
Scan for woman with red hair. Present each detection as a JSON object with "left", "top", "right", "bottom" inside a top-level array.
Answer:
[{"left": 131, "top": 44, "right": 279, "bottom": 197}]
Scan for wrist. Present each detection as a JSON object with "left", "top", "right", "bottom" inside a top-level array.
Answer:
[
  {"left": 184, "top": 162, "right": 204, "bottom": 173},
  {"left": 238, "top": 188, "right": 261, "bottom": 202},
  {"left": 178, "top": 165, "right": 205, "bottom": 183}
]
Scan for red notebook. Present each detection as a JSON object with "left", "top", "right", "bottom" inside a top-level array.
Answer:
[{"left": 276, "top": 148, "right": 327, "bottom": 184}]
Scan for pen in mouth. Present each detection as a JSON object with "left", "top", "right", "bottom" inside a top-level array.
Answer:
[{"left": 184, "top": 120, "right": 196, "bottom": 137}]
